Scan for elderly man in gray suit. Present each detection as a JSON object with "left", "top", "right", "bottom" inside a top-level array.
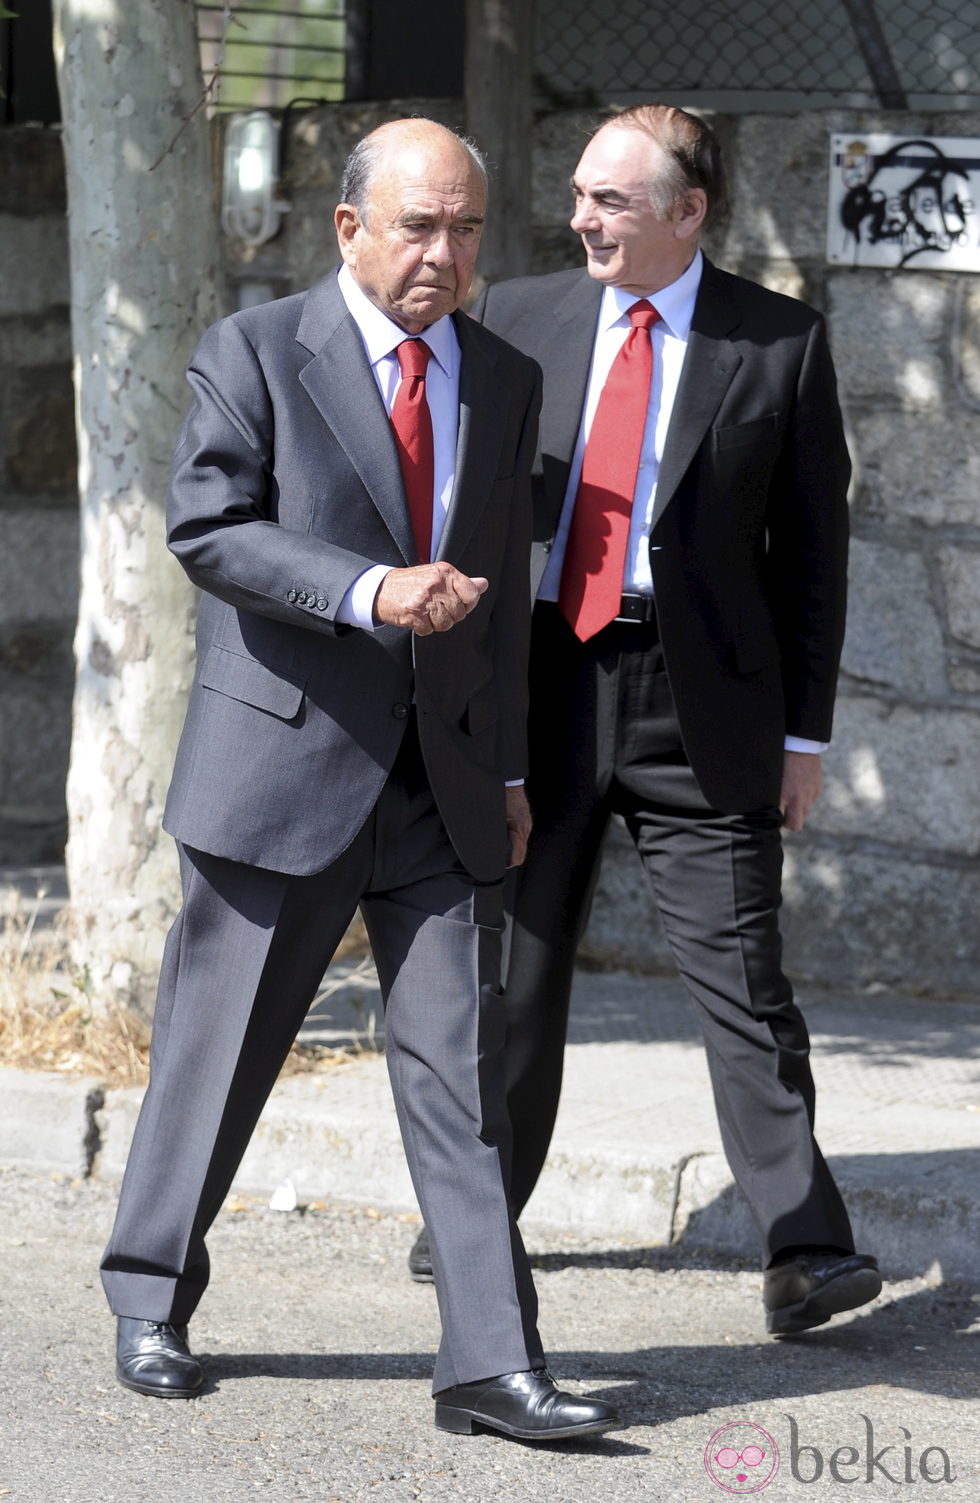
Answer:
[
  {"left": 409, "top": 104, "right": 881, "bottom": 1338},
  {"left": 99, "top": 118, "right": 618, "bottom": 1443}
]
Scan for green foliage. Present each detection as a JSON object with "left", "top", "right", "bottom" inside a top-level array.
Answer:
[
  {"left": 0, "top": 3, "right": 13, "bottom": 98},
  {"left": 198, "top": 1, "right": 345, "bottom": 112},
  {"left": 0, "top": 2, "right": 13, "bottom": 100}
]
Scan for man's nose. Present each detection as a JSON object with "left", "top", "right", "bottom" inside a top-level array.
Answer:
[
  {"left": 423, "top": 231, "right": 454, "bottom": 265},
  {"left": 570, "top": 198, "right": 597, "bottom": 233}
]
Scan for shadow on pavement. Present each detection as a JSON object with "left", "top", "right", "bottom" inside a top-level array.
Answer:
[{"left": 198, "top": 1281, "right": 977, "bottom": 1418}]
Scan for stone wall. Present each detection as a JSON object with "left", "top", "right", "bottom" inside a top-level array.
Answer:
[
  {"left": 3, "top": 103, "right": 979, "bottom": 997},
  {"left": 0, "top": 127, "right": 75, "bottom": 863}
]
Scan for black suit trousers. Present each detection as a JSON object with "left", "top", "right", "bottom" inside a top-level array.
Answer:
[{"left": 502, "top": 602, "right": 854, "bottom": 1264}]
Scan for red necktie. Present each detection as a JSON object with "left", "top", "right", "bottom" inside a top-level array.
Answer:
[
  {"left": 390, "top": 338, "right": 434, "bottom": 562},
  {"left": 558, "top": 299, "right": 660, "bottom": 641}
]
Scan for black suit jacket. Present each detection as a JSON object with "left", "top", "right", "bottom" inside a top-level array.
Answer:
[
  {"left": 162, "top": 270, "right": 541, "bottom": 881},
  {"left": 474, "top": 259, "right": 850, "bottom": 812}
]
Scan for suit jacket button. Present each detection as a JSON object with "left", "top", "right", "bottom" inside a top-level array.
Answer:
[
  {"left": 316, "top": 596, "right": 328, "bottom": 610},
  {"left": 392, "top": 703, "right": 409, "bottom": 719},
  {"left": 297, "top": 590, "right": 308, "bottom": 604},
  {"left": 287, "top": 589, "right": 298, "bottom": 603}
]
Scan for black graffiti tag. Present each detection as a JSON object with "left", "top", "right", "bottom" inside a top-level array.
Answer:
[{"left": 840, "top": 139, "right": 973, "bottom": 266}]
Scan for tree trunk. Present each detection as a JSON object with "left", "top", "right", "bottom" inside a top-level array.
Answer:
[
  {"left": 52, "top": 0, "right": 221, "bottom": 1017},
  {"left": 465, "top": 0, "right": 533, "bottom": 283}
]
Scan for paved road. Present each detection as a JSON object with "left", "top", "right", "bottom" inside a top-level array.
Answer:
[{"left": 1, "top": 1168, "right": 976, "bottom": 1503}]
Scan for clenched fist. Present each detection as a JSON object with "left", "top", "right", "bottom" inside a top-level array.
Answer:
[{"left": 374, "top": 561, "right": 489, "bottom": 636}]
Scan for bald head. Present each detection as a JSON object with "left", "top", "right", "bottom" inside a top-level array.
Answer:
[
  {"left": 335, "top": 119, "right": 488, "bottom": 333},
  {"left": 340, "top": 119, "right": 487, "bottom": 216}
]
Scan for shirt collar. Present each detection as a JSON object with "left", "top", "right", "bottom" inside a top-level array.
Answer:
[
  {"left": 337, "top": 263, "right": 458, "bottom": 377},
  {"left": 599, "top": 248, "right": 703, "bottom": 340}
]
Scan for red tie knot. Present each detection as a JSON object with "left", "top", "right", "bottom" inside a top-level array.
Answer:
[
  {"left": 396, "top": 338, "right": 432, "bottom": 379},
  {"left": 628, "top": 299, "right": 660, "bottom": 332}
]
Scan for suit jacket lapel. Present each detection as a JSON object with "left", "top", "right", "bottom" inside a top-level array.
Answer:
[
  {"left": 296, "top": 273, "right": 417, "bottom": 563},
  {"left": 436, "top": 312, "right": 505, "bottom": 563},
  {"left": 652, "top": 258, "right": 743, "bottom": 530},
  {"left": 538, "top": 274, "right": 603, "bottom": 522}
]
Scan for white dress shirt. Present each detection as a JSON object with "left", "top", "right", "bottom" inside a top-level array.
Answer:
[
  {"left": 332, "top": 269, "right": 527, "bottom": 786},
  {"left": 539, "top": 251, "right": 823, "bottom": 755},
  {"left": 335, "top": 263, "right": 461, "bottom": 629}
]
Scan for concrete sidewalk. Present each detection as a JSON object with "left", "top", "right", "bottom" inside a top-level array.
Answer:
[{"left": 2, "top": 858, "right": 978, "bottom": 1283}]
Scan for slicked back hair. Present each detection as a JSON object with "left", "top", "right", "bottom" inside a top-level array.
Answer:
[{"left": 599, "top": 104, "right": 727, "bottom": 232}]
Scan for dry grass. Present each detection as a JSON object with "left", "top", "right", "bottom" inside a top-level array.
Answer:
[
  {"left": 0, "top": 887, "right": 378, "bottom": 1088},
  {"left": 0, "top": 886, "right": 149, "bottom": 1083}
]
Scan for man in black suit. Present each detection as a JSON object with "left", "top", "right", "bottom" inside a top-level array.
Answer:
[
  {"left": 410, "top": 104, "right": 880, "bottom": 1336},
  {"left": 99, "top": 118, "right": 618, "bottom": 1441}
]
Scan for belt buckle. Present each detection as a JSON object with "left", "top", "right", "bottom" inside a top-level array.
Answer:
[{"left": 614, "top": 594, "right": 652, "bottom": 624}]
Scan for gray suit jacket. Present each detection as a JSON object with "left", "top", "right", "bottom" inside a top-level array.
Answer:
[
  {"left": 474, "top": 260, "right": 851, "bottom": 812},
  {"left": 162, "top": 271, "right": 541, "bottom": 881}
]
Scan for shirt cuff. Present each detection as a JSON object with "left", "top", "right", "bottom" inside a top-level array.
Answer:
[
  {"left": 504, "top": 779, "right": 525, "bottom": 787},
  {"left": 336, "top": 564, "right": 393, "bottom": 630},
  {"left": 784, "top": 735, "right": 829, "bottom": 754}
]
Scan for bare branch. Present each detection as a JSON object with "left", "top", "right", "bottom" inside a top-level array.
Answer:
[{"left": 149, "top": 2, "right": 236, "bottom": 173}]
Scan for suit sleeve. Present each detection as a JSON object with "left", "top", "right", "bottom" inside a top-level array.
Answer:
[
  {"left": 166, "top": 317, "right": 379, "bottom": 636},
  {"left": 766, "top": 315, "right": 850, "bottom": 742},
  {"left": 492, "top": 360, "right": 542, "bottom": 782}
]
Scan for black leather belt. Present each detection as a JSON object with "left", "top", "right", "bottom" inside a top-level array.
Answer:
[{"left": 614, "top": 593, "right": 656, "bottom": 623}]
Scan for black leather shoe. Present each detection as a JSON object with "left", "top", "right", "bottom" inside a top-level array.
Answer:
[
  {"left": 764, "top": 1251, "right": 882, "bottom": 1335},
  {"left": 408, "top": 1227, "right": 434, "bottom": 1283},
  {"left": 116, "top": 1317, "right": 204, "bottom": 1398},
  {"left": 434, "top": 1368, "right": 621, "bottom": 1440}
]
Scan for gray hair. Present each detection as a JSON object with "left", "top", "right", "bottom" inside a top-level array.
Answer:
[{"left": 340, "top": 121, "right": 488, "bottom": 218}]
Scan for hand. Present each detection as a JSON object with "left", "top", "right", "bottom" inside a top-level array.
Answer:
[
  {"left": 779, "top": 750, "right": 822, "bottom": 832},
  {"left": 374, "top": 562, "right": 488, "bottom": 635},
  {"left": 505, "top": 785, "right": 532, "bottom": 868}
]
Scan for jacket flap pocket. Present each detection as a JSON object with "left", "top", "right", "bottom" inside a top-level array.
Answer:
[
  {"left": 199, "top": 645, "right": 305, "bottom": 720},
  {"left": 461, "top": 684, "right": 498, "bottom": 736},
  {"left": 733, "top": 629, "right": 779, "bottom": 674}
]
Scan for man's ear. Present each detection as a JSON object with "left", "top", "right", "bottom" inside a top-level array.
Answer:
[
  {"left": 334, "top": 203, "right": 359, "bottom": 265},
  {"left": 675, "top": 188, "right": 708, "bottom": 241}
]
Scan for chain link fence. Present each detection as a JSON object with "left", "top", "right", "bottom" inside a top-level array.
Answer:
[
  {"left": 193, "top": 1, "right": 980, "bottom": 116},
  {"left": 535, "top": 0, "right": 980, "bottom": 112}
]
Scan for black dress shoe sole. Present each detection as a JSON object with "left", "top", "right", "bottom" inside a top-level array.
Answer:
[
  {"left": 767, "top": 1264, "right": 883, "bottom": 1335},
  {"left": 434, "top": 1403, "right": 622, "bottom": 1440},
  {"left": 116, "top": 1365, "right": 202, "bottom": 1400},
  {"left": 408, "top": 1264, "right": 434, "bottom": 1284}
]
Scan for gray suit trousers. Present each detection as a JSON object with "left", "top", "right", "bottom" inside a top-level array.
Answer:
[{"left": 101, "top": 726, "right": 543, "bottom": 1393}]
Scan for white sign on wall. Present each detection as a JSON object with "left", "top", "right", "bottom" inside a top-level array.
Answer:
[{"left": 827, "top": 133, "right": 980, "bottom": 272}]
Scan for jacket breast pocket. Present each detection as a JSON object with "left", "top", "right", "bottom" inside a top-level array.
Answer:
[
  {"left": 713, "top": 413, "right": 781, "bottom": 451},
  {"left": 198, "top": 644, "right": 306, "bottom": 722}
]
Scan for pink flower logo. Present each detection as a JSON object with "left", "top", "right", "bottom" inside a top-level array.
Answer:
[{"left": 704, "top": 1421, "right": 780, "bottom": 1494}]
